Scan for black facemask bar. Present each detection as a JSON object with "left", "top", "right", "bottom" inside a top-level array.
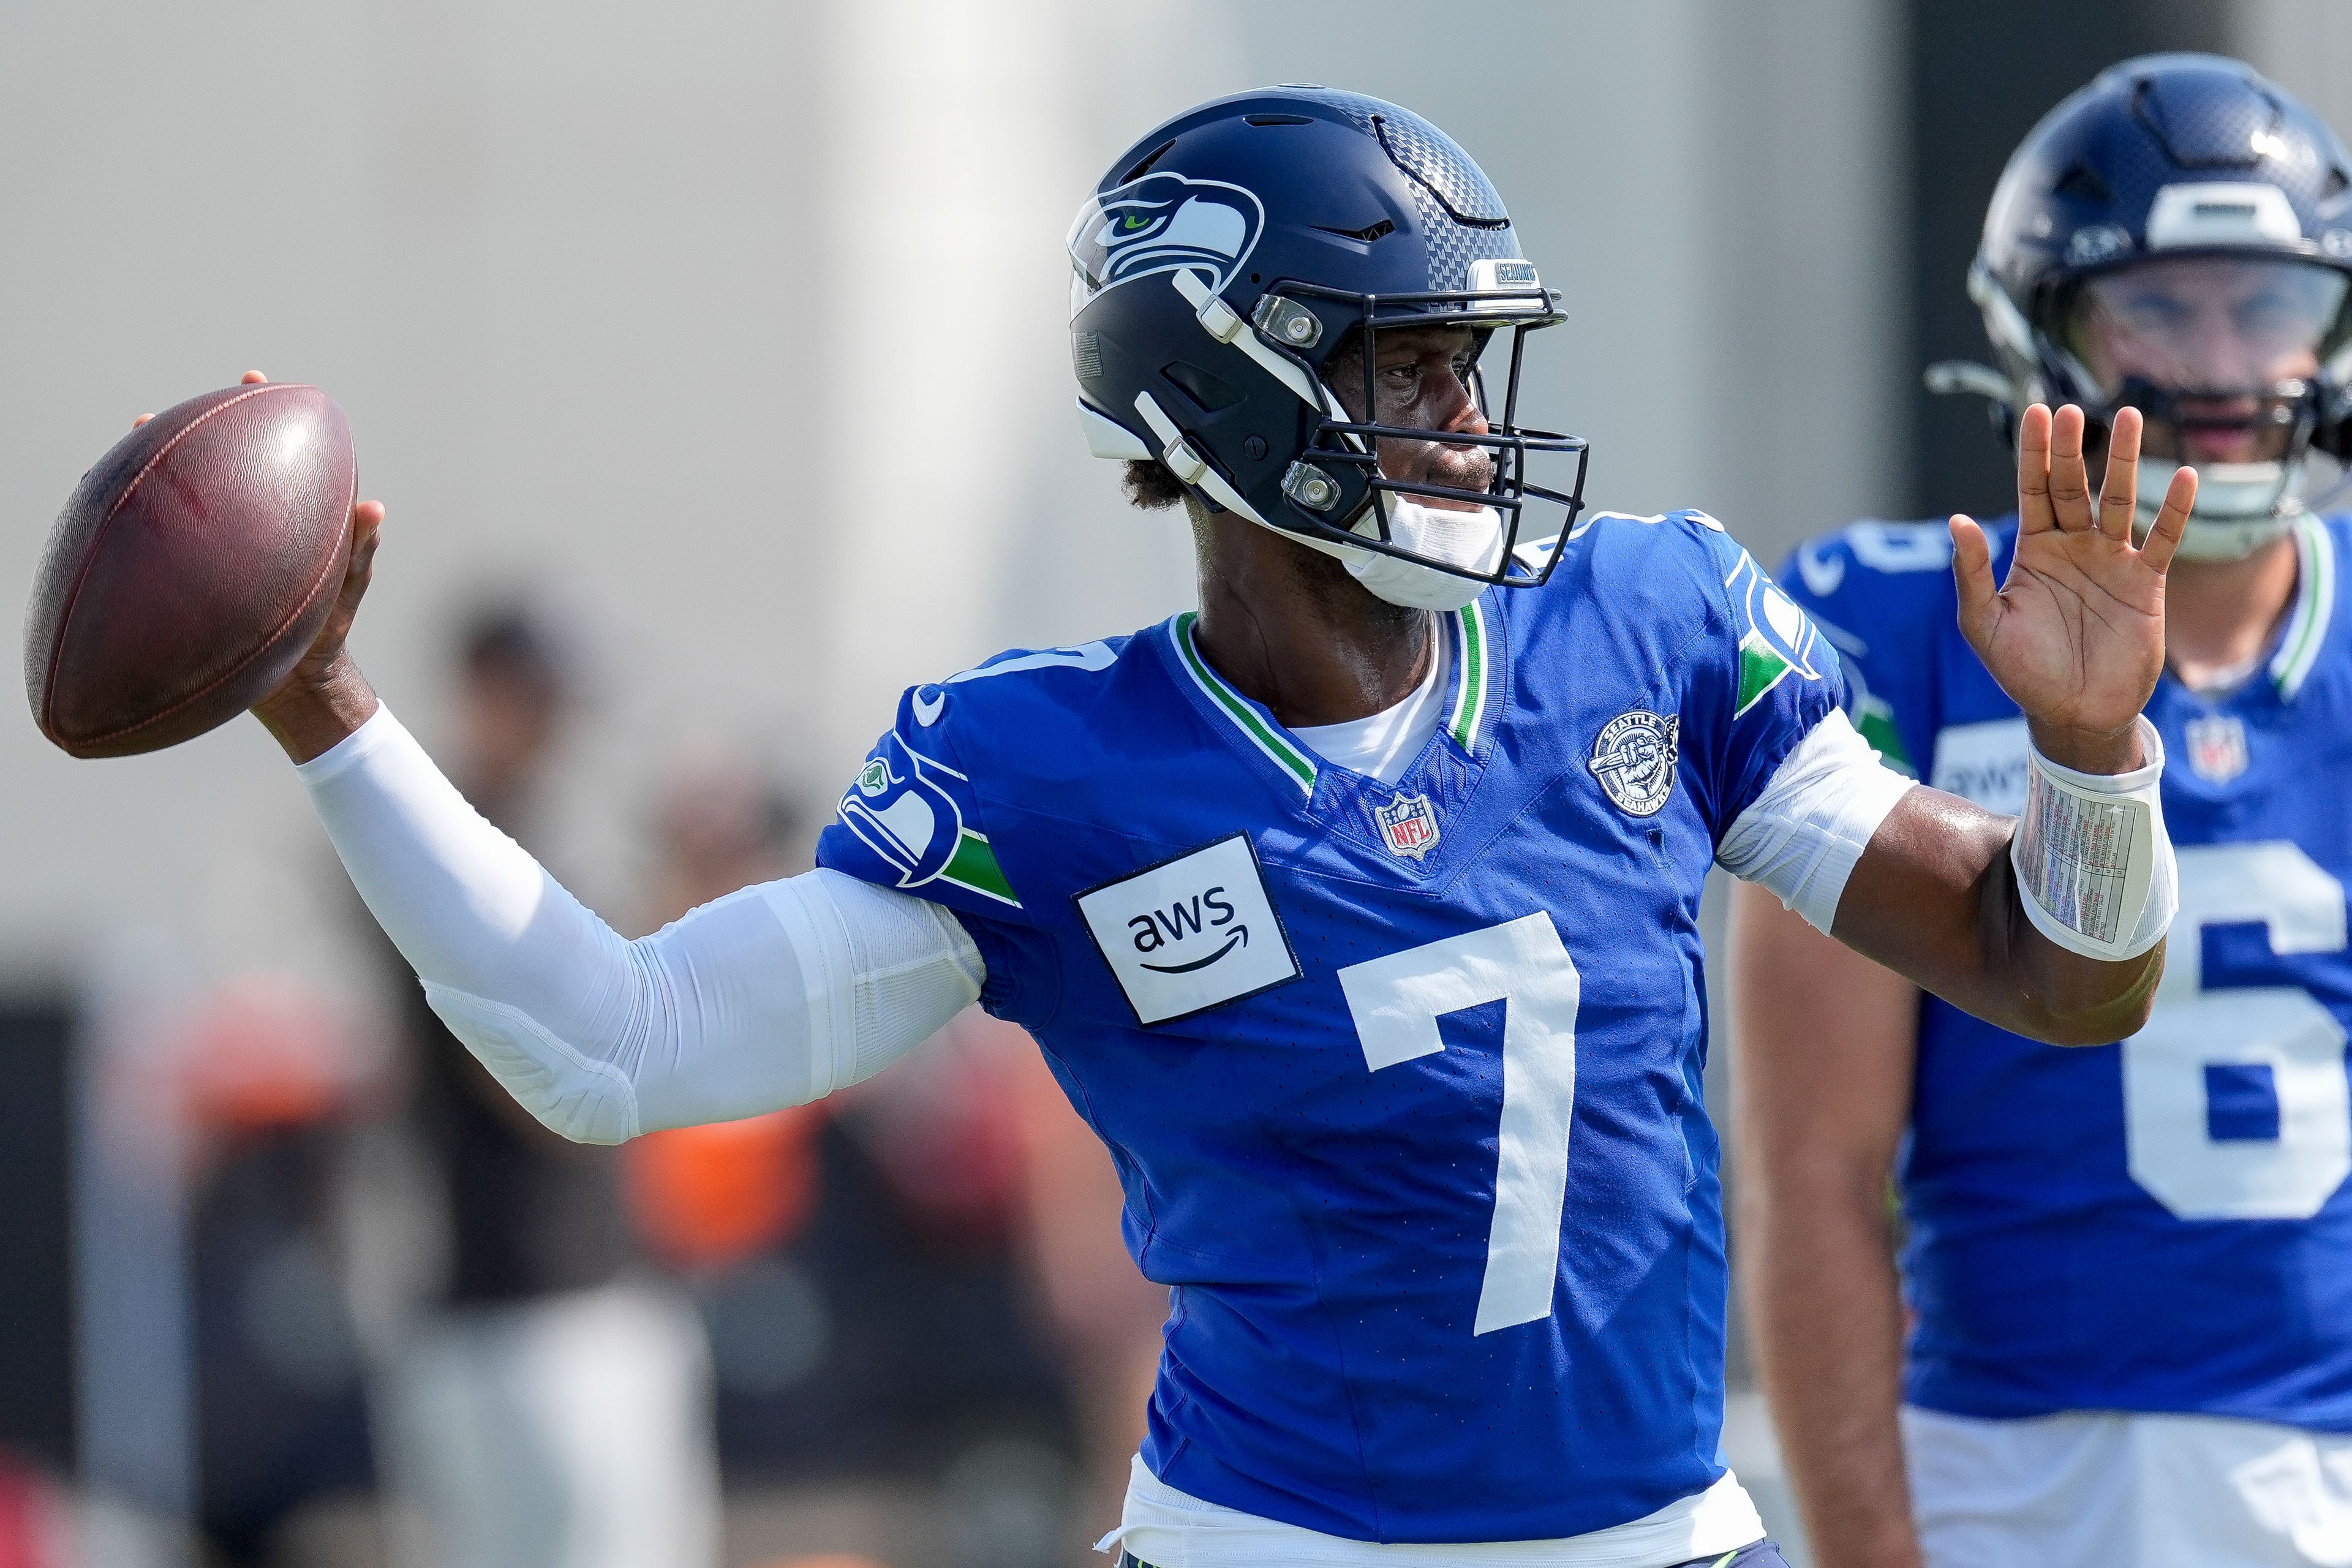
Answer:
[
  {"left": 2024, "top": 337, "right": 2342, "bottom": 518},
  {"left": 2108, "top": 374, "right": 2320, "bottom": 439},
  {"left": 1259, "top": 279, "right": 1590, "bottom": 589}
]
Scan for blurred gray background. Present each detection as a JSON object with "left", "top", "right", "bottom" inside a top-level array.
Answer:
[
  {"left": 1, "top": 0, "right": 1915, "bottom": 971},
  {"left": 1, "top": 3, "right": 2342, "bottom": 1566}
]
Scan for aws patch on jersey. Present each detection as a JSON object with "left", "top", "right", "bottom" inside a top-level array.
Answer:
[{"left": 1074, "top": 834, "right": 1300, "bottom": 1025}]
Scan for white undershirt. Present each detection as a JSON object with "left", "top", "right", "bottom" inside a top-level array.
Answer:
[{"left": 1292, "top": 627, "right": 1452, "bottom": 784}]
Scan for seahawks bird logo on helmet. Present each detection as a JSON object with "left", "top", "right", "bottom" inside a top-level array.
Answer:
[{"left": 1069, "top": 173, "right": 1265, "bottom": 309}]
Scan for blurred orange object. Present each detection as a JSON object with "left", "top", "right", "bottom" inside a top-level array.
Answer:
[
  {"left": 623, "top": 1105, "right": 826, "bottom": 1272},
  {"left": 176, "top": 975, "right": 357, "bottom": 1136}
]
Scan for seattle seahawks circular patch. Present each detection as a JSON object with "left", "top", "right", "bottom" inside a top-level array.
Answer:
[{"left": 1589, "top": 710, "right": 1680, "bottom": 816}]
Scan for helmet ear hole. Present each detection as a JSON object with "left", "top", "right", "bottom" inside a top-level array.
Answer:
[{"left": 1163, "top": 361, "right": 1244, "bottom": 415}]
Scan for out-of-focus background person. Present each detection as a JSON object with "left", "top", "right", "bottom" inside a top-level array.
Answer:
[
  {"left": 367, "top": 605, "right": 724, "bottom": 1568},
  {"left": 4, "top": 4, "right": 2340, "bottom": 1567},
  {"left": 618, "top": 748, "right": 1088, "bottom": 1568},
  {"left": 1735, "top": 50, "right": 2352, "bottom": 1568}
]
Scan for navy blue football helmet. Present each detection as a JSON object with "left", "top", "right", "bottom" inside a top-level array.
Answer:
[
  {"left": 1067, "top": 86, "right": 1587, "bottom": 589},
  {"left": 1954, "top": 54, "right": 2352, "bottom": 554}
]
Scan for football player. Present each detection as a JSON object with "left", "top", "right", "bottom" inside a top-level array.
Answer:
[
  {"left": 1735, "top": 55, "right": 2352, "bottom": 1568},
  {"left": 249, "top": 88, "right": 2192, "bottom": 1567}
]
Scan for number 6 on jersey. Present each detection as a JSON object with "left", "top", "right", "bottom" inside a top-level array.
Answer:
[{"left": 1340, "top": 913, "right": 1582, "bottom": 1335}]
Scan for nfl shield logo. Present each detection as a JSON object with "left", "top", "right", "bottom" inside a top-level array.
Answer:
[
  {"left": 2185, "top": 714, "right": 2249, "bottom": 785},
  {"left": 1373, "top": 792, "right": 1441, "bottom": 861}
]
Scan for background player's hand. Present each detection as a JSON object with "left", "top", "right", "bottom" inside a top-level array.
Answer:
[{"left": 1951, "top": 402, "right": 2195, "bottom": 774}]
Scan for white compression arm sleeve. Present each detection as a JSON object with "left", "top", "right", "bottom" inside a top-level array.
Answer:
[
  {"left": 296, "top": 706, "right": 984, "bottom": 1144},
  {"left": 1716, "top": 707, "right": 1917, "bottom": 933}
]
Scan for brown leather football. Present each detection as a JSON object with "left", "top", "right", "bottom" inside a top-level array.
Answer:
[{"left": 26, "top": 383, "right": 355, "bottom": 758}]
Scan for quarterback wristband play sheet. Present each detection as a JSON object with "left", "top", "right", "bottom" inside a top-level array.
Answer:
[{"left": 2010, "top": 715, "right": 2176, "bottom": 962}]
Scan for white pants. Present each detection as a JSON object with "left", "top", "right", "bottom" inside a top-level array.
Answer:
[
  {"left": 1905, "top": 1406, "right": 2352, "bottom": 1568},
  {"left": 377, "top": 1280, "right": 720, "bottom": 1568}
]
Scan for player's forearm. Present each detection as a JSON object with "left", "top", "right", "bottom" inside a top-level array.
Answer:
[
  {"left": 294, "top": 704, "right": 982, "bottom": 1141},
  {"left": 1836, "top": 788, "right": 2163, "bottom": 1046},
  {"left": 1986, "top": 837, "right": 2166, "bottom": 1045},
  {"left": 1741, "top": 1169, "right": 1923, "bottom": 1568}
]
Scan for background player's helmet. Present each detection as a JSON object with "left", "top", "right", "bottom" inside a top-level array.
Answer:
[
  {"left": 1967, "top": 53, "right": 2352, "bottom": 559},
  {"left": 1068, "top": 87, "right": 1587, "bottom": 608}
]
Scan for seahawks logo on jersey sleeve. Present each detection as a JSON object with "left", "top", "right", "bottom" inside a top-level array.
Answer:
[
  {"left": 1068, "top": 172, "right": 1265, "bottom": 315},
  {"left": 836, "top": 734, "right": 1020, "bottom": 908},
  {"left": 1724, "top": 547, "right": 1828, "bottom": 717}
]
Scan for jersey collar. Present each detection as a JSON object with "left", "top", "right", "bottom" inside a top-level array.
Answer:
[
  {"left": 2269, "top": 512, "right": 2337, "bottom": 703},
  {"left": 1168, "top": 610, "right": 1318, "bottom": 796},
  {"left": 1162, "top": 601, "right": 1499, "bottom": 799},
  {"left": 1442, "top": 598, "right": 1493, "bottom": 754}
]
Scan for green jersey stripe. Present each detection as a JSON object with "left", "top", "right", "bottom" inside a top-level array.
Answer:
[
  {"left": 1170, "top": 612, "right": 1318, "bottom": 793},
  {"left": 1735, "top": 630, "right": 1794, "bottom": 718},
  {"left": 941, "top": 828, "right": 1021, "bottom": 908},
  {"left": 2274, "top": 514, "right": 2335, "bottom": 701},
  {"left": 1447, "top": 600, "right": 1490, "bottom": 752}
]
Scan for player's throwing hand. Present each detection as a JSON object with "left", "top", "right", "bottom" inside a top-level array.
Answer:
[{"left": 1951, "top": 402, "right": 2196, "bottom": 773}]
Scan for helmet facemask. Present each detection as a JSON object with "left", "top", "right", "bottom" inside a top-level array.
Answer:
[
  {"left": 2043, "top": 255, "right": 2352, "bottom": 557},
  {"left": 1265, "top": 271, "right": 1589, "bottom": 607}
]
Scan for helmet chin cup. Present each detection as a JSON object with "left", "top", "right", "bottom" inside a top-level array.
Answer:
[
  {"left": 2160, "top": 513, "right": 2297, "bottom": 561},
  {"left": 1337, "top": 499, "right": 1507, "bottom": 611}
]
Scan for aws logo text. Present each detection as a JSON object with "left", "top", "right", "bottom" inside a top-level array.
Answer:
[
  {"left": 1131, "top": 887, "right": 1248, "bottom": 973},
  {"left": 1077, "top": 834, "right": 1300, "bottom": 1027}
]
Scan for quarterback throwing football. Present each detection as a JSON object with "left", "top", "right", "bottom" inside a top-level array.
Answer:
[
  {"left": 250, "top": 89, "right": 2192, "bottom": 1567},
  {"left": 1738, "top": 55, "right": 2352, "bottom": 1568}
]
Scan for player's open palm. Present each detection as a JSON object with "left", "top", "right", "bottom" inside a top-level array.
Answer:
[{"left": 1951, "top": 403, "right": 2196, "bottom": 755}]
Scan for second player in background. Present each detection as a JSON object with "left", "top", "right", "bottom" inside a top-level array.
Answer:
[{"left": 1736, "top": 53, "right": 2352, "bottom": 1568}]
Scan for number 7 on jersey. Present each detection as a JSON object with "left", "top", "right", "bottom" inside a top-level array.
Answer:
[{"left": 1339, "top": 913, "right": 1582, "bottom": 1335}]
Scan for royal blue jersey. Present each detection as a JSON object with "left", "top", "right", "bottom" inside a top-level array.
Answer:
[
  {"left": 816, "top": 511, "right": 1839, "bottom": 1542},
  {"left": 1779, "top": 511, "right": 2352, "bottom": 1430}
]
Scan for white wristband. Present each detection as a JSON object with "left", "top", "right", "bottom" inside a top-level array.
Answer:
[{"left": 2010, "top": 715, "right": 2176, "bottom": 962}]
